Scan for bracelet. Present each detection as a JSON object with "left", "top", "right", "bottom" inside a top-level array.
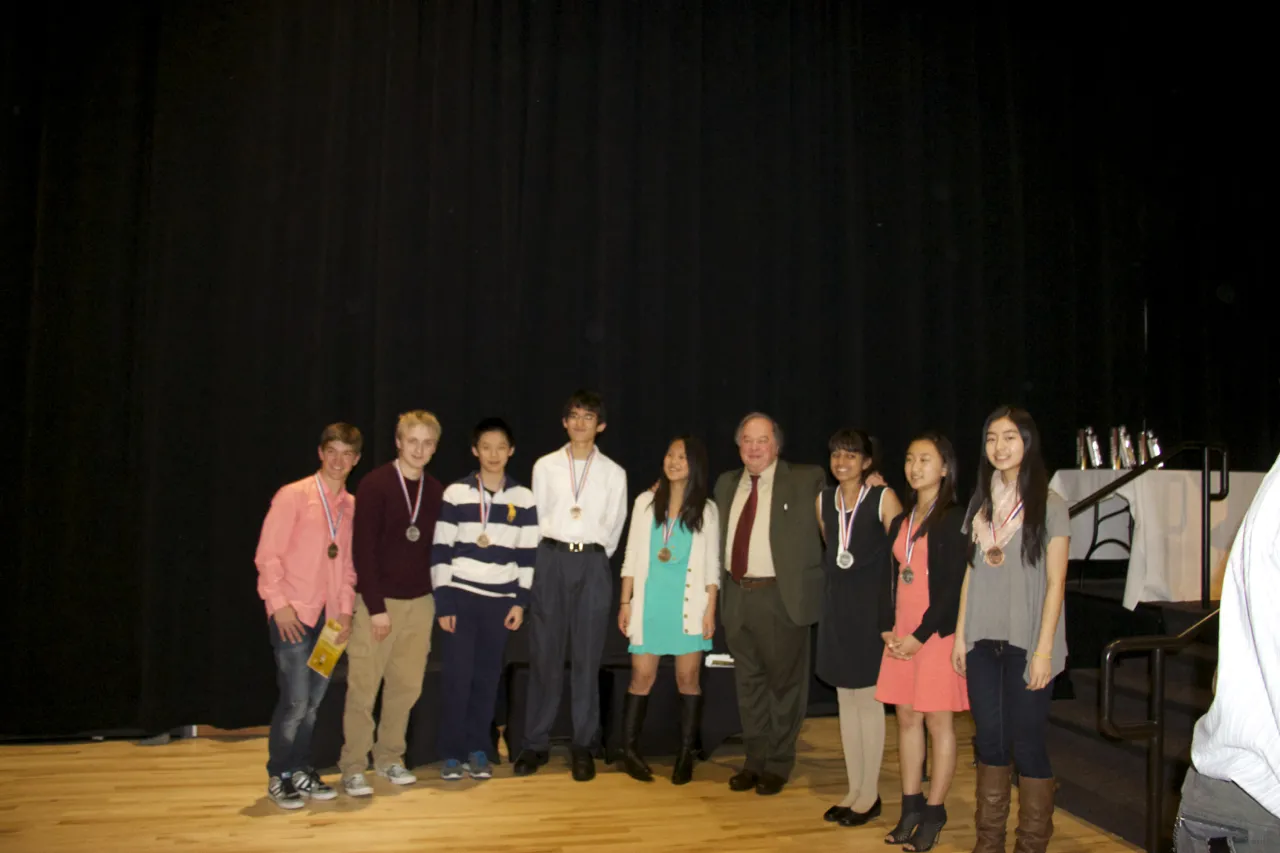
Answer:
[
  {"left": 1033, "top": 651, "right": 1051, "bottom": 660},
  {"left": 620, "top": 601, "right": 631, "bottom": 607}
]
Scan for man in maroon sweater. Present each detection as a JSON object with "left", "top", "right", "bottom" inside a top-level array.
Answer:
[{"left": 338, "top": 410, "right": 445, "bottom": 797}]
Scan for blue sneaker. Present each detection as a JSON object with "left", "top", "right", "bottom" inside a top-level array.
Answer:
[
  {"left": 441, "top": 759, "right": 464, "bottom": 781},
  {"left": 464, "top": 751, "right": 492, "bottom": 780}
]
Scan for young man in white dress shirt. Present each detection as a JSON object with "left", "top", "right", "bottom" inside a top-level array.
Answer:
[
  {"left": 1174, "top": 451, "right": 1280, "bottom": 850},
  {"left": 511, "top": 390, "right": 628, "bottom": 781}
]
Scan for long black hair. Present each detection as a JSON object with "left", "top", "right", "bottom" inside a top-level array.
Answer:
[
  {"left": 653, "top": 435, "right": 710, "bottom": 533},
  {"left": 967, "top": 405, "right": 1049, "bottom": 565},
  {"left": 827, "top": 428, "right": 879, "bottom": 478},
  {"left": 904, "top": 431, "right": 959, "bottom": 542}
]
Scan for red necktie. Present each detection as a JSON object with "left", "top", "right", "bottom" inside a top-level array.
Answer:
[{"left": 731, "top": 475, "right": 760, "bottom": 581}]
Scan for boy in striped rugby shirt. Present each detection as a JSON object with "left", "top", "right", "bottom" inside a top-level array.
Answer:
[{"left": 430, "top": 417, "right": 539, "bottom": 780}]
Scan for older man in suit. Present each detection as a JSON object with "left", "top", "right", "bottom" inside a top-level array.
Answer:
[{"left": 714, "top": 412, "right": 826, "bottom": 795}]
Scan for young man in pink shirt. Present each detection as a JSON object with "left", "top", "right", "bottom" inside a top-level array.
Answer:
[{"left": 255, "top": 423, "right": 362, "bottom": 809}]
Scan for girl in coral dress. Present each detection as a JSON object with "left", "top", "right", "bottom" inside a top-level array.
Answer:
[{"left": 876, "top": 432, "right": 970, "bottom": 852}]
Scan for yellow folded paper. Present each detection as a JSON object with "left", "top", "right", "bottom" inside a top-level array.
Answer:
[{"left": 306, "top": 618, "right": 349, "bottom": 678}]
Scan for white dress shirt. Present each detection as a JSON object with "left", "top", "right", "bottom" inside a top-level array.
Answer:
[
  {"left": 724, "top": 460, "right": 778, "bottom": 578},
  {"left": 531, "top": 444, "right": 628, "bottom": 557},
  {"left": 1191, "top": 452, "right": 1280, "bottom": 817}
]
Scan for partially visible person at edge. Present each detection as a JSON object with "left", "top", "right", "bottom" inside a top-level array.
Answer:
[
  {"left": 337, "top": 411, "right": 444, "bottom": 797},
  {"left": 430, "top": 417, "right": 539, "bottom": 783},
  {"left": 617, "top": 435, "right": 720, "bottom": 785},
  {"left": 512, "top": 390, "right": 628, "bottom": 782},
  {"left": 1174, "top": 451, "right": 1280, "bottom": 850},
  {"left": 813, "top": 429, "right": 901, "bottom": 828},
  {"left": 952, "top": 406, "right": 1068, "bottom": 853},
  {"left": 876, "top": 432, "right": 970, "bottom": 851},
  {"left": 254, "top": 423, "right": 362, "bottom": 809},
  {"left": 715, "top": 412, "right": 825, "bottom": 797}
]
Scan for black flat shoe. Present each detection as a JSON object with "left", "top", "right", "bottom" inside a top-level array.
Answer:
[
  {"left": 839, "top": 796, "right": 882, "bottom": 827},
  {"left": 511, "top": 749, "right": 548, "bottom": 777},
  {"left": 903, "top": 805, "right": 946, "bottom": 852},
  {"left": 824, "top": 805, "right": 853, "bottom": 822},
  {"left": 729, "top": 769, "right": 759, "bottom": 792}
]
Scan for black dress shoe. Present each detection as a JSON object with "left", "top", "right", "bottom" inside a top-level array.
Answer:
[
  {"left": 728, "top": 769, "right": 760, "bottom": 791},
  {"left": 838, "top": 796, "right": 882, "bottom": 827},
  {"left": 824, "top": 805, "right": 853, "bottom": 822},
  {"left": 570, "top": 746, "right": 596, "bottom": 782},
  {"left": 512, "top": 749, "right": 548, "bottom": 777},
  {"left": 754, "top": 772, "right": 785, "bottom": 796}
]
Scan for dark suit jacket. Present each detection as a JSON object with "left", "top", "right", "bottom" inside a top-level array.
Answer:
[
  {"left": 886, "top": 503, "right": 971, "bottom": 642},
  {"left": 714, "top": 459, "right": 827, "bottom": 626}
]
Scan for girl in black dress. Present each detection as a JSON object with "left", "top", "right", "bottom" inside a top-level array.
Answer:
[{"left": 813, "top": 429, "right": 902, "bottom": 827}]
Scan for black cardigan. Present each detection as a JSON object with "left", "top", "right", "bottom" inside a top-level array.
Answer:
[{"left": 887, "top": 503, "right": 971, "bottom": 643}]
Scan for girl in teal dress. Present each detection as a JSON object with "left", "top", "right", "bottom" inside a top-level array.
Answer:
[{"left": 617, "top": 435, "right": 721, "bottom": 784}]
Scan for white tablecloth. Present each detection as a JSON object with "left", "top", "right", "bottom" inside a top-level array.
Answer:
[{"left": 1049, "top": 469, "right": 1265, "bottom": 609}]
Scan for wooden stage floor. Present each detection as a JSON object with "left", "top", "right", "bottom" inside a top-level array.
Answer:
[{"left": 0, "top": 714, "right": 1136, "bottom": 852}]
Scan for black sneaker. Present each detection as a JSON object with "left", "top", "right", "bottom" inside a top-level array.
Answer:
[
  {"left": 292, "top": 768, "right": 337, "bottom": 801},
  {"left": 512, "top": 749, "right": 549, "bottom": 776},
  {"left": 268, "top": 775, "right": 305, "bottom": 810}
]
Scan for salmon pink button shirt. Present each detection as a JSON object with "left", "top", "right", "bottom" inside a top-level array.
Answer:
[{"left": 255, "top": 474, "right": 357, "bottom": 627}]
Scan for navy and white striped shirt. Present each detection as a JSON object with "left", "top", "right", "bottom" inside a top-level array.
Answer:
[{"left": 430, "top": 473, "right": 539, "bottom": 617}]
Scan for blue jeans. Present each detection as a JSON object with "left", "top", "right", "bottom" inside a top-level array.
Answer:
[
  {"left": 965, "top": 639, "right": 1053, "bottom": 778},
  {"left": 1175, "top": 767, "right": 1280, "bottom": 851},
  {"left": 266, "top": 617, "right": 330, "bottom": 778}
]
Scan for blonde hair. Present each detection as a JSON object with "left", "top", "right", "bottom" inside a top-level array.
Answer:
[{"left": 396, "top": 410, "right": 442, "bottom": 441}]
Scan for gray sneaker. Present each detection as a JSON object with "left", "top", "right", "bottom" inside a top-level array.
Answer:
[
  {"left": 464, "top": 752, "right": 493, "bottom": 780},
  {"left": 342, "top": 773, "right": 374, "bottom": 797},
  {"left": 292, "top": 768, "right": 337, "bottom": 801},
  {"left": 377, "top": 763, "right": 417, "bottom": 786},
  {"left": 268, "top": 775, "right": 305, "bottom": 810}
]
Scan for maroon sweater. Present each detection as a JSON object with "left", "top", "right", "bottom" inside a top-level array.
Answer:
[{"left": 352, "top": 460, "right": 444, "bottom": 615}]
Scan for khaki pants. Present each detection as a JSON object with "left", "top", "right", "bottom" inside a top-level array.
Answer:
[{"left": 338, "top": 594, "right": 435, "bottom": 776}]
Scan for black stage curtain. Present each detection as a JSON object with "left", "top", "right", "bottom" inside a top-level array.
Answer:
[{"left": 5, "top": 2, "right": 1272, "bottom": 736}]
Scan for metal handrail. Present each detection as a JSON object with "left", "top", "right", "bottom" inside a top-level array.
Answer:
[
  {"left": 1099, "top": 609, "right": 1220, "bottom": 853},
  {"left": 1067, "top": 441, "right": 1229, "bottom": 608}
]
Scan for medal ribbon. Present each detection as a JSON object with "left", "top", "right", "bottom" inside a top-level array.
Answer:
[
  {"left": 565, "top": 446, "right": 597, "bottom": 506},
  {"left": 903, "top": 500, "right": 936, "bottom": 566},
  {"left": 315, "top": 474, "right": 344, "bottom": 544},
  {"left": 836, "top": 484, "right": 869, "bottom": 554},
  {"left": 476, "top": 474, "right": 496, "bottom": 530},
  {"left": 661, "top": 512, "right": 678, "bottom": 550},
  {"left": 396, "top": 460, "right": 424, "bottom": 526},
  {"left": 990, "top": 499, "right": 1024, "bottom": 552}
]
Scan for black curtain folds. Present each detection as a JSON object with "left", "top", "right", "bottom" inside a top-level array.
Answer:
[{"left": 5, "top": 2, "right": 1272, "bottom": 736}]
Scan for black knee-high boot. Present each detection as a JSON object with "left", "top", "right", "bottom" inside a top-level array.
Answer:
[
  {"left": 619, "top": 693, "right": 653, "bottom": 782},
  {"left": 671, "top": 693, "right": 703, "bottom": 785}
]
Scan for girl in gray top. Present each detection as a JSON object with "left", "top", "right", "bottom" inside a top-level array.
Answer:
[{"left": 952, "top": 406, "right": 1069, "bottom": 853}]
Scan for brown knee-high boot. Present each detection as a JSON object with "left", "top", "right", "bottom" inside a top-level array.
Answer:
[
  {"left": 1012, "top": 776, "right": 1055, "bottom": 853},
  {"left": 972, "top": 763, "right": 1012, "bottom": 853}
]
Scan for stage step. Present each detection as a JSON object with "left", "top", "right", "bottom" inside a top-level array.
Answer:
[{"left": 1050, "top": 626, "right": 1216, "bottom": 851}]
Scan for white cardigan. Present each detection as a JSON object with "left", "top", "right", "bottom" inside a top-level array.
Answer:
[{"left": 620, "top": 493, "right": 721, "bottom": 647}]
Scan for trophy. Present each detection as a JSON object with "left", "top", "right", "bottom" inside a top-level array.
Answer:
[
  {"left": 1146, "top": 430, "right": 1163, "bottom": 469},
  {"left": 1076, "top": 429, "right": 1088, "bottom": 469},
  {"left": 1085, "top": 427, "right": 1104, "bottom": 468},
  {"left": 1109, "top": 428, "right": 1121, "bottom": 469},
  {"left": 1118, "top": 426, "right": 1138, "bottom": 468}
]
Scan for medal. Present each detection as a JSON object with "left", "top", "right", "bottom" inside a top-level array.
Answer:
[
  {"left": 565, "top": 447, "right": 596, "bottom": 522},
  {"left": 315, "top": 474, "right": 345, "bottom": 560},
  {"left": 985, "top": 496, "right": 1024, "bottom": 568},
  {"left": 834, "top": 484, "right": 869, "bottom": 570},
  {"left": 902, "top": 500, "right": 934, "bottom": 584},
  {"left": 396, "top": 460, "right": 426, "bottom": 544},
  {"left": 475, "top": 474, "right": 497, "bottom": 549},
  {"left": 657, "top": 512, "right": 678, "bottom": 563}
]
